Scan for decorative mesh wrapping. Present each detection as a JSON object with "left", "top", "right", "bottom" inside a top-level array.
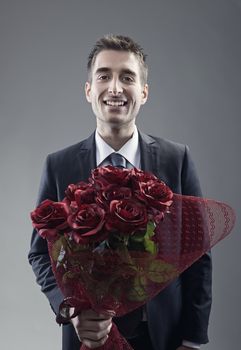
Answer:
[{"left": 46, "top": 194, "right": 235, "bottom": 350}]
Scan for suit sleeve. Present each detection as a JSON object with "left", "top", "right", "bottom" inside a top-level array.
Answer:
[
  {"left": 28, "top": 155, "right": 64, "bottom": 315},
  {"left": 180, "top": 146, "right": 212, "bottom": 344}
]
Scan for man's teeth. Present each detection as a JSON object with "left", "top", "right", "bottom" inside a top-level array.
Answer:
[{"left": 104, "top": 100, "right": 126, "bottom": 106}]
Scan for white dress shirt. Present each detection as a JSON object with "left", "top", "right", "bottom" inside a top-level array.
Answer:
[
  {"left": 95, "top": 125, "right": 140, "bottom": 168},
  {"left": 95, "top": 126, "right": 201, "bottom": 349}
]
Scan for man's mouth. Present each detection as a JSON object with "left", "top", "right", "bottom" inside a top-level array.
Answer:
[{"left": 103, "top": 99, "right": 128, "bottom": 107}]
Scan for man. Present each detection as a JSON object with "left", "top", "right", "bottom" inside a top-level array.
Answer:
[{"left": 28, "top": 34, "right": 212, "bottom": 350}]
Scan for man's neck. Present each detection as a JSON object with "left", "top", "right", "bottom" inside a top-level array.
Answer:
[{"left": 96, "top": 124, "right": 136, "bottom": 151}]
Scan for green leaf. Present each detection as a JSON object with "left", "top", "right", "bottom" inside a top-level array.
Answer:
[
  {"left": 146, "top": 221, "right": 156, "bottom": 237},
  {"left": 62, "top": 271, "right": 77, "bottom": 283},
  {"left": 128, "top": 221, "right": 157, "bottom": 253},
  {"left": 127, "top": 275, "right": 148, "bottom": 302},
  {"left": 143, "top": 221, "right": 157, "bottom": 254},
  {"left": 147, "top": 260, "right": 177, "bottom": 283},
  {"left": 143, "top": 239, "right": 157, "bottom": 255},
  {"left": 51, "top": 236, "right": 67, "bottom": 262}
]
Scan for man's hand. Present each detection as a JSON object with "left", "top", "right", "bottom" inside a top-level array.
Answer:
[{"left": 70, "top": 309, "right": 113, "bottom": 349}]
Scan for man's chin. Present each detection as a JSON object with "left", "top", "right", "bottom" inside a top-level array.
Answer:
[
  {"left": 101, "top": 116, "right": 134, "bottom": 129},
  {"left": 104, "top": 113, "right": 128, "bottom": 124}
]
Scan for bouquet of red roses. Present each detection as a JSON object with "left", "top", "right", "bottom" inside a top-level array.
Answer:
[{"left": 31, "top": 166, "right": 235, "bottom": 350}]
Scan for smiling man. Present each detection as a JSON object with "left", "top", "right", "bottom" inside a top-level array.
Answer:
[
  {"left": 29, "top": 35, "right": 212, "bottom": 350},
  {"left": 85, "top": 48, "right": 148, "bottom": 151}
]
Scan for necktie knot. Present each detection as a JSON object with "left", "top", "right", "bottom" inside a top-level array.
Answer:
[{"left": 108, "top": 153, "right": 126, "bottom": 168}]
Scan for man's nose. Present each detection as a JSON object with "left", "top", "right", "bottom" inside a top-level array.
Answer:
[{"left": 108, "top": 78, "right": 123, "bottom": 95}]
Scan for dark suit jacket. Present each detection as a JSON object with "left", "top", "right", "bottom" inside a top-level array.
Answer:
[{"left": 28, "top": 131, "right": 212, "bottom": 350}]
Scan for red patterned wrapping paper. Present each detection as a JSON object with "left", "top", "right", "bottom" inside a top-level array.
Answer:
[
  {"left": 47, "top": 194, "right": 235, "bottom": 350},
  {"left": 31, "top": 166, "right": 235, "bottom": 350}
]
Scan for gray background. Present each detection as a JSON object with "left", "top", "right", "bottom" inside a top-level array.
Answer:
[{"left": 1, "top": 0, "right": 240, "bottom": 349}]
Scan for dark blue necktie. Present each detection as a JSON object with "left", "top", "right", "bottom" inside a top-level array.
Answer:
[{"left": 108, "top": 153, "right": 127, "bottom": 168}]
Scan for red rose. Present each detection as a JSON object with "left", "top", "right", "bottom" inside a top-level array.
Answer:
[
  {"left": 65, "top": 182, "right": 96, "bottom": 204},
  {"left": 74, "top": 187, "right": 96, "bottom": 205},
  {"left": 65, "top": 183, "right": 79, "bottom": 201},
  {"left": 96, "top": 185, "right": 133, "bottom": 209},
  {"left": 91, "top": 166, "right": 130, "bottom": 189},
  {"left": 130, "top": 168, "right": 158, "bottom": 190},
  {"left": 135, "top": 179, "right": 173, "bottom": 212},
  {"left": 67, "top": 203, "right": 106, "bottom": 244},
  {"left": 106, "top": 199, "right": 148, "bottom": 235},
  {"left": 30, "top": 199, "right": 69, "bottom": 239}
]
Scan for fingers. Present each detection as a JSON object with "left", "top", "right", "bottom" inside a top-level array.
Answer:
[
  {"left": 70, "top": 309, "right": 113, "bottom": 349},
  {"left": 71, "top": 310, "right": 113, "bottom": 330},
  {"left": 78, "top": 322, "right": 112, "bottom": 349},
  {"left": 81, "top": 335, "right": 109, "bottom": 349}
]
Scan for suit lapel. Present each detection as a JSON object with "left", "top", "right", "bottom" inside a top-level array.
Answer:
[
  {"left": 139, "top": 130, "right": 172, "bottom": 184},
  {"left": 139, "top": 131, "right": 158, "bottom": 175},
  {"left": 76, "top": 132, "right": 96, "bottom": 182}
]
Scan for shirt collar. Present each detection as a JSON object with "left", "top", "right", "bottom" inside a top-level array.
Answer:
[{"left": 95, "top": 125, "right": 140, "bottom": 168}]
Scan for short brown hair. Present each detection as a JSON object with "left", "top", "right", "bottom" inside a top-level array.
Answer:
[{"left": 87, "top": 34, "right": 148, "bottom": 85}]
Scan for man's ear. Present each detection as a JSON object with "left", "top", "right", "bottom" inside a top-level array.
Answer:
[
  {"left": 85, "top": 81, "right": 91, "bottom": 103},
  {"left": 141, "top": 83, "right": 149, "bottom": 105}
]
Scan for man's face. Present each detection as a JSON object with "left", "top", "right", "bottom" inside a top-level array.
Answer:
[{"left": 85, "top": 50, "right": 148, "bottom": 129}]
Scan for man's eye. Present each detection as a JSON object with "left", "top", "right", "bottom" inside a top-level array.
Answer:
[
  {"left": 98, "top": 75, "right": 109, "bottom": 81},
  {"left": 122, "top": 76, "right": 134, "bottom": 83}
]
